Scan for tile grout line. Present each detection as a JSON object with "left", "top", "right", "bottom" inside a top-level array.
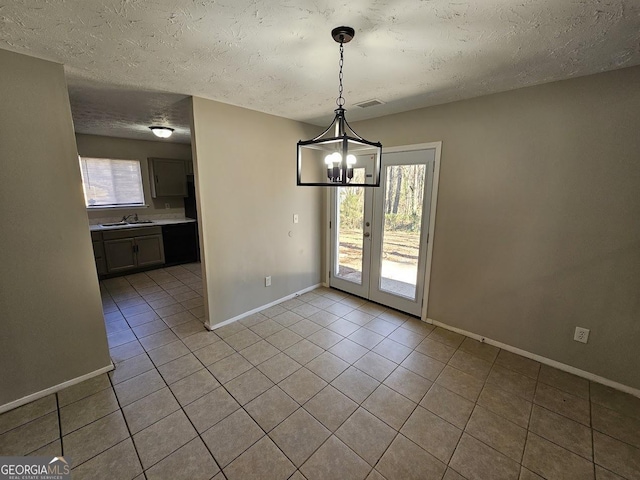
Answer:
[{"left": 55, "top": 392, "right": 64, "bottom": 457}]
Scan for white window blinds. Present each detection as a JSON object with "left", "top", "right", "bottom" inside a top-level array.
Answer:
[{"left": 79, "top": 157, "right": 145, "bottom": 208}]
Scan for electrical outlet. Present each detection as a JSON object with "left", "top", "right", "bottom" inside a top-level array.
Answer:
[
  {"left": 574, "top": 327, "right": 590, "bottom": 344},
  {"left": 293, "top": 214, "right": 299, "bottom": 224},
  {"left": 265, "top": 276, "right": 271, "bottom": 287}
]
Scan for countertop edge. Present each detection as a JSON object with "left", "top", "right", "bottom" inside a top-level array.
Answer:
[{"left": 89, "top": 218, "right": 196, "bottom": 232}]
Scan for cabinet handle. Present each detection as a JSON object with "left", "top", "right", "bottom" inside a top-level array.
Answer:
[{"left": 155, "top": 175, "right": 159, "bottom": 184}]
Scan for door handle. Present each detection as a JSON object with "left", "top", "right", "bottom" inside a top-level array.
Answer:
[{"left": 363, "top": 232, "right": 370, "bottom": 238}]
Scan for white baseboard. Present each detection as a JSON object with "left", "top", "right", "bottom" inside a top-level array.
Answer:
[
  {"left": 426, "top": 318, "right": 640, "bottom": 399},
  {"left": 0, "top": 363, "right": 115, "bottom": 415},
  {"left": 205, "top": 283, "right": 324, "bottom": 331}
]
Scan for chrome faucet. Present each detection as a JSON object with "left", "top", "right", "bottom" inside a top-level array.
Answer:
[{"left": 121, "top": 213, "right": 138, "bottom": 222}]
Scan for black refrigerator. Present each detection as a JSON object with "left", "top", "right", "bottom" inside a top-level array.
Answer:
[
  {"left": 184, "top": 174, "right": 197, "bottom": 219},
  {"left": 161, "top": 174, "right": 200, "bottom": 265}
]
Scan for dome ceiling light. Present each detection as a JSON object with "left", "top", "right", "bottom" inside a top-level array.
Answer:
[{"left": 149, "top": 126, "right": 174, "bottom": 138}]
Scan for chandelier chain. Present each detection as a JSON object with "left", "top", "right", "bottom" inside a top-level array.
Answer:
[{"left": 336, "top": 40, "right": 345, "bottom": 107}]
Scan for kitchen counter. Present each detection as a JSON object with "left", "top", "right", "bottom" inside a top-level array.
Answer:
[{"left": 89, "top": 218, "right": 196, "bottom": 232}]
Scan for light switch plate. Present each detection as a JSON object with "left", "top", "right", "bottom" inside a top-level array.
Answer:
[{"left": 293, "top": 214, "right": 299, "bottom": 224}]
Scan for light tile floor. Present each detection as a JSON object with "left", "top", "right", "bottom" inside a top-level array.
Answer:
[{"left": 1, "top": 262, "right": 640, "bottom": 480}]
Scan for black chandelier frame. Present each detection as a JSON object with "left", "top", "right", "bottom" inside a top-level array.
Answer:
[{"left": 296, "top": 26, "right": 382, "bottom": 187}]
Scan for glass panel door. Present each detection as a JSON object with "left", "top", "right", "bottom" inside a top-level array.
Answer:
[
  {"left": 378, "top": 163, "right": 426, "bottom": 300},
  {"left": 336, "top": 170, "right": 365, "bottom": 284},
  {"left": 330, "top": 165, "right": 373, "bottom": 298},
  {"left": 369, "top": 149, "right": 434, "bottom": 316}
]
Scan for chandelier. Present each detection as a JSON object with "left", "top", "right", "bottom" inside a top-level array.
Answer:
[{"left": 297, "top": 27, "right": 382, "bottom": 187}]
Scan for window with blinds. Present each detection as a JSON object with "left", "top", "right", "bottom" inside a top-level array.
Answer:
[{"left": 79, "top": 157, "right": 145, "bottom": 208}]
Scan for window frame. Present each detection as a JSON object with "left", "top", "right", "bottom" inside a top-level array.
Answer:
[{"left": 78, "top": 156, "right": 147, "bottom": 210}]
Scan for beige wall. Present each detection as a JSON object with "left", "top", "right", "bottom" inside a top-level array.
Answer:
[
  {"left": 0, "top": 49, "right": 112, "bottom": 408},
  {"left": 190, "top": 97, "right": 323, "bottom": 326},
  {"left": 76, "top": 134, "right": 192, "bottom": 220},
  {"left": 352, "top": 66, "right": 640, "bottom": 389}
]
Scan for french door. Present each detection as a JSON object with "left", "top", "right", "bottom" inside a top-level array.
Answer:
[{"left": 329, "top": 144, "right": 440, "bottom": 317}]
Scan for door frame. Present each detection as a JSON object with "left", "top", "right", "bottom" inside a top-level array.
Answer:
[{"left": 323, "top": 141, "right": 442, "bottom": 321}]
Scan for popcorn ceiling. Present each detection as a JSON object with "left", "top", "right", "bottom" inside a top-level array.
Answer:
[{"left": 1, "top": 0, "right": 638, "bottom": 142}]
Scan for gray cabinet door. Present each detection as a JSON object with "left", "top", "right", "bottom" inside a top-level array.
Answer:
[
  {"left": 150, "top": 158, "right": 187, "bottom": 197},
  {"left": 104, "top": 238, "right": 136, "bottom": 273},
  {"left": 136, "top": 234, "right": 165, "bottom": 267},
  {"left": 92, "top": 240, "right": 108, "bottom": 275}
]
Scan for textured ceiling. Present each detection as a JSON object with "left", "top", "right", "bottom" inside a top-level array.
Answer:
[{"left": 1, "top": 0, "right": 639, "bottom": 144}]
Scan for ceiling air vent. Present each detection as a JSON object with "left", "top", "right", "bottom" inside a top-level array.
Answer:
[{"left": 354, "top": 99, "right": 385, "bottom": 108}]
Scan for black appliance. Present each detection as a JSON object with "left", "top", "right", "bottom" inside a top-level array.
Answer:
[
  {"left": 162, "top": 222, "right": 199, "bottom": 265},
  {"left": 184, "top": 174, "right": 197, "bottom": 219}
]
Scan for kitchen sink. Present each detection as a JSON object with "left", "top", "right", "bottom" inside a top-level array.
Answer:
[
  {"left": 127, "top": 220, "right": 154, "bottom": 224},
  {"left": 101, "top": 222, "right": 128, "bottom": 227}
]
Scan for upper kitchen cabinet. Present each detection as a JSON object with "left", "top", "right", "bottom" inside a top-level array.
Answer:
[{"left": 149, "top": 157, "right": 187, "bottom": 197}]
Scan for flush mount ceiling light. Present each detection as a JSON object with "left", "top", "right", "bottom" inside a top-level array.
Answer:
[
  {"left": 149, "top": 126, "right": 174, "bottom": 138},
  {"left": 297, "top": 26, "right": 382, "bottom": 187}
]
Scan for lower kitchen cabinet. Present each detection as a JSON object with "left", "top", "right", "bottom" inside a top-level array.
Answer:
[
  {"left": 104, "top": 238, "right": 136, "bottom": 272},
  {"left": 102, "top": 227, "right": 165, "bottom": 274},
  {"left": 135, "top": 234, "right": 165, "bottom": 267},
  {"left": 92, "top": 222, "right": 197, "bottom": 277}
]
